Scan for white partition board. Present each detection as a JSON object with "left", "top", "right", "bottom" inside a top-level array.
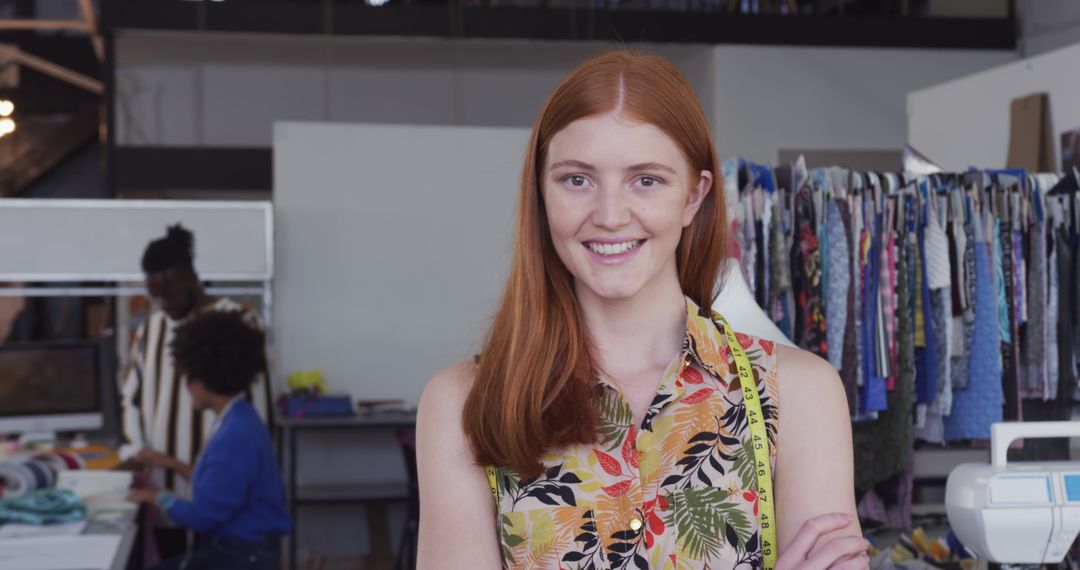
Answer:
[
  {"left": 0, "top": 199, "right": 272, "bottom": 281},
  {"left": 273, "top": 122, "right": 527, "bottom": 404},
  {"left": 908, "top": 41, "right": 1080, "bottom": 171}
]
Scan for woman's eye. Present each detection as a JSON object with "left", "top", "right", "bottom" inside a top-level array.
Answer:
[
  {"left": 566, "top": 175, "right": 587, "bottom": 187},
  {"left": 639, "top": 176, "right": 660, "bottom": 187}
]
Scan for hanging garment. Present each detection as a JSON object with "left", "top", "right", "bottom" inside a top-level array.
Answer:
[
  {"left": 914, "top": 217, "right": 940, "bottom": 407},
  {"left": 950, "top": 218, "right": 976, "bottom": 390},
  {"left": 854, "top": 223, "right": 914, "bottom": 491},
  {"left": 1000, "top": 220, "right": 1022, "bottom": 422},
  {"left": 992, "top": 220, "right": 1011, "bottom": 345},
  {"left": 755, "top": 217, "right": 767, "bottom": 310},
  {"left": 825, "top": 199, "right": 850, "bottom": 371},
  {"left": 1010, "top": 226, "right": 1075, "bottom": 461},
  {"left": 1058, "top": 228, "right": 1077, "bottom": 403},
  {"left": 916, "top": 209, "right": 954, "bottom": 444},
  {"left": 1072, "top": 227, "right": 1080, "bottom": 400},
  {"left": 1021, "top": 216, "right": 1048, "bottom": 399},
  {"left": 944, "top": 225, "right": 1004, "bottom": 441},
  {"left": 884, "top": 227, "right": 900, "bottom": 387},
  {"left": 793, "top": 188, "right": 828, "bottom": 357},
  {"left": 761, "top": 196, "right": 772, "bottom": 310},
  {"left": 838, "top": 201, "right": 860, "bottom": 416},
  {"left": 771, "top": 199, "right": 794, "bottom": 340},
  {"left": 874, "top": 213, "right": 892, "bottom": 384},
  {"left": 860, "top": 203, "right": 888, "bottom": 415}
]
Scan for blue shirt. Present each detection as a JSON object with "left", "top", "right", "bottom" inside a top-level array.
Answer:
[{"left": 164, "top": 399, "right": 292, "bottom": 542}]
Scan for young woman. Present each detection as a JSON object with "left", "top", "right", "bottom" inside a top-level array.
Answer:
[
  {"left": 128, "top": 310, "right": 291, "bottom": 570},
  {"left": 417, "top": 51, "right": 866, "bottom": 570}
]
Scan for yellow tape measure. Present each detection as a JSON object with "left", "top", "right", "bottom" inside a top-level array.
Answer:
[
  {"left": 486, "top": 465, "right": 500, "bottom": 508},
  {"left": 716, "top": 314, "right": 777, "bottom": 570}
]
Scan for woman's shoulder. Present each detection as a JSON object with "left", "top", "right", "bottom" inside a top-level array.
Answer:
[
  {"left": 773, "top": 345, "right": 840, "bottom": 391},
  {"left": 772, "top": 344, "right": 848, "bottom": 433},
  {"left": 423, "top": 359, "right": 477, "bottom": 402},
  {"left": 417, "top": 359, "right": 477, "bottom": 430}
]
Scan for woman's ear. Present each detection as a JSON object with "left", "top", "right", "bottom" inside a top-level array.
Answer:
[{"left": 683, "top": 170, "right": 713, "bottom": 227}]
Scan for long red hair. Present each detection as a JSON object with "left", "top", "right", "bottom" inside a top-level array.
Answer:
[{"left": 463, "top": 50, "right": 726, "bottom": 478}]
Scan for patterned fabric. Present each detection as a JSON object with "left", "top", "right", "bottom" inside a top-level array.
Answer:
[
  {"left": 1057, "top": 229, "right": 1077, "bottom": 406},
  {"left": 741, "top": 202, "right": 757, "bottom": 298},
  {"left": 491, "top": 298, "right": 779, "bottom": 570},
  {"left": 859, "top": 203, "right": 887, "bottom": 415},
  {"left": 992, "top": 220, "right": 1011, "bottom": 345},
  {"left": 923, "top": 214, "right": 952, "bottom": 290},
  {"left": 914, "top": 288, "right": 953, "bottom": 444},
  {"left": 851, "top": 196, "right": 865, "bottom": 413},
  {"left": 838, "top": 203, "right": 860, "bottom": 417},
  {"left": 793, "top": 188, "right": 828, "bottom": 357},
  {"left": 884, "top": 230, "right": 899, "bottom": 388},
  {"left": 1000, "top": 222, "right": 1021, "bottom": 422},
  {"left": 770, "top": 200, "right": 794, "bottom": 340},
  {"left": 853, "top": 225, "right": 914, "bottom": 492},
  {"left": 1020, "top": 217, "right": 1047, "bottom": 399},
  {"left": 825, "top": 199, "right": 850, "bottom": 371},
  {"left": 950, "top": 220, "right": 977, "bottom": 391},
  {"left": 944, "top": 235, "right": 1004, "bottom": 441},
  {"left": 915, "top": 221, "right": 939, "bottom": 407},
  {"left": 1048, "top": 232, "right": 1060, "bottom": 398}
]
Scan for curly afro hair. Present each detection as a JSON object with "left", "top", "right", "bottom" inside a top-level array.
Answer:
[{"left": 171, "top": 310, "right": 266, "bottom": 397}]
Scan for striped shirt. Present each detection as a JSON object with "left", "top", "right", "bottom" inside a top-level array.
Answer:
[{"left": 119, "top": 298, "right": 274, "bottom": 499}]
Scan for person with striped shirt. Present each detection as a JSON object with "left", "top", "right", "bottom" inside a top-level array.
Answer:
[{"left": 119, "top": 224, "right": 274, "bottom": 558}]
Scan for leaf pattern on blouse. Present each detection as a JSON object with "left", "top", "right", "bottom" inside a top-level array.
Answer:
[{"left": 491, "top": 297, "right": 780, "bottom": 570}]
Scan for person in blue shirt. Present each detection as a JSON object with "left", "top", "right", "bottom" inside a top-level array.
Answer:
[{"left": 128, "top": 310, "right": 292, "bottom": 570}]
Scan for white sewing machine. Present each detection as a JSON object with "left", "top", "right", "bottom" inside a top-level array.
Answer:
[{"left": 947, "top": 422, "right": 1080, "bottom": 567}]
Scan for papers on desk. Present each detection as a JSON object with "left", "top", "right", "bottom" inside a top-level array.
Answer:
[{"left": 0, "top": 534, "right": 121, "bottom": 570}]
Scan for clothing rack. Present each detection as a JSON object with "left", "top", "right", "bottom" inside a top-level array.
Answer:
[{"left": 723, "top": 158, "right": 1079, "bottom": 529}]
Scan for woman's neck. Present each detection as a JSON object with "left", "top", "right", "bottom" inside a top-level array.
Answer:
[
  {"left": 207, "top": 393, "right": 235, "bottom": 415},
  {"left": 577, "top": 271, "right": 688, "bottom": 378}
]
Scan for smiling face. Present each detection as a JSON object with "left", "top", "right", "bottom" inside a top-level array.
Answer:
[{"left": 542, "top": 112, "right": 712, "bottom": 303}]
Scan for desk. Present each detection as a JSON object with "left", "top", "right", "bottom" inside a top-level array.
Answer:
[
  {"left": 88, "top": 508, "right": 139, "bottom": 570},
  {"left": 0, "top": 506, "right": 138, "bottom": 570},
  {"left": 278, "top": 413, "right": 416, "bottom": 570}
]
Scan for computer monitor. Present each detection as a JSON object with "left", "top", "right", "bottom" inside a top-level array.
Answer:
[{"left": 0, "top": 342, "right": 103, "bottom": 443}]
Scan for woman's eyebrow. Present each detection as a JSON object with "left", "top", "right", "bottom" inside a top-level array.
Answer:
[
  {"left": 549, "top": 159, "right": 596, "bottom": 172},
  {"left": 627, "top": 162, "right": 677, "bottom": 175}
]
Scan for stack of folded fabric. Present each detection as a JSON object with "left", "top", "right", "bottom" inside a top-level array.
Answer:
[{"left": 0, "top": 489, "right": 87, "bottom": 525}]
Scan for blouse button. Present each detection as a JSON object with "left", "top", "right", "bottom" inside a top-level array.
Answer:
[{"left": 629, "top": 517, "right": 643, "bottom": 532}]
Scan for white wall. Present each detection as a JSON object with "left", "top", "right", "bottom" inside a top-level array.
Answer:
[
  {"left": 116, "top": 31, "right": 1013, "bottom": 165},
  {"left": 710, "top": 45, "right": 1015, "bottom": 165},
  {"left": 115, "top": 32, "right": 715, "bottom": 146},
  {"left": 274, "top": 121, "right": 528, "bottom": 404},
  {"left": 908, "top": 41, "right": 1080, "bottom": 172}
]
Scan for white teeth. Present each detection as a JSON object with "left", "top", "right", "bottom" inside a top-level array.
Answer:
[{"left": 587, "top": 240, "right": 642, "bottom": 256}]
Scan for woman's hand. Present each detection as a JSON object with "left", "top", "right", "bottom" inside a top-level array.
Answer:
[
  {"left": 775, "top": 513, "right": 870, "bottom": 570},
  {"left": 127, "top": 489, "right": 160, "bottom": 505},
  {"left": 135, "top": 449, "right": 193, "bottom": 480},
  {"left": 135, "top": 448, "right": 172, "bottom": 469}
]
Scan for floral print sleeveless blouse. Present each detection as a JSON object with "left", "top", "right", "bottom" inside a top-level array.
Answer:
[{"left": 490, "top": 297, "right": 780, "bottom": 570}]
